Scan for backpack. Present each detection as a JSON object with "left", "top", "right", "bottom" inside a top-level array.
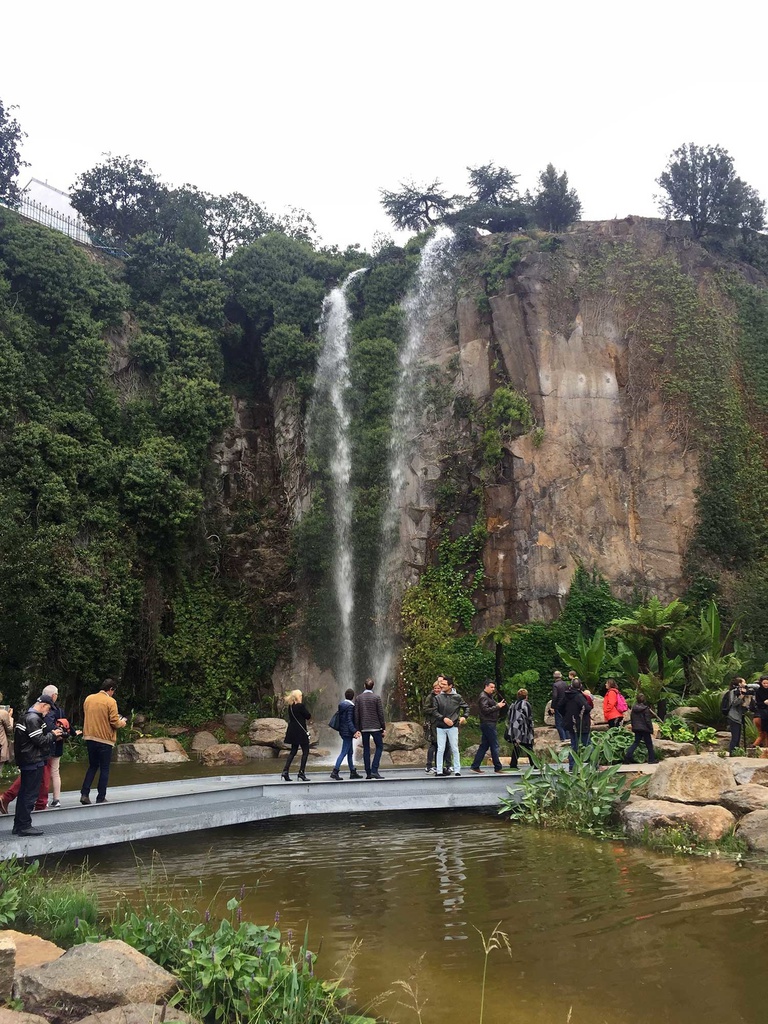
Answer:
[
  {"left": 615, "top": 692, "right": 628, "bottom": 714},
  {"left": 720, "top": 690, "right": 730, "bottom": 716}
]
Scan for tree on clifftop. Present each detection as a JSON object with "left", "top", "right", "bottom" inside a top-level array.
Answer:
[
  {"left": 380, "top": 179, "right": 455, "bottom": 231},
  {"left": 0, "top": 99, "right": 28, "bottom": 207},
  {"left": 70, "top": 154, "right": 168, "bottom": 241},
  {"left": 205, "top": 192, "right": 273, "bottom": 259},
  {"left": 531, "top": 164, "right": 581, "bottom": 231},
  {"left": 467, "top": 162, "right": 519, "bottom": 206},
  {"left": 656, "top": 143, "right": 765, "bottom": 239}
]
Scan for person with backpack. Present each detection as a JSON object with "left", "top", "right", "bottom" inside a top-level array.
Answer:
[
  {"left": 329, "top": 689, "right": 362, "bottom": 781},
  {"left": 505, "top": 688, "right": 534, "bottom": 769},
  {"left": 726, "top": 677, "right": 750, "bottom": 755},
  {"left": 603, "top": 678, "right": 627, "bottom": 729},
  {"left": 623, "top": 692, "right": 658, "bottom": 764}
]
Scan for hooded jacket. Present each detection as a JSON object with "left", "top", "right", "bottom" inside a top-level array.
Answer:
[
  {"left": 555, "top": 686, "right": 591, "bottom": 738},
  {"left": 629, "top": 700, "right": 653, "bottom": 733},
  {"left": 336, "top": 699, "right": 356, "bottom": 740}
]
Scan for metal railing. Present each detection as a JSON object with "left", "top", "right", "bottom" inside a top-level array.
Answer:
[{"left": 0, "top": 195, "right": 128, "bottom": 258}]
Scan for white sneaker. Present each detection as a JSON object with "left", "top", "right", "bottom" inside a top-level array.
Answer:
[
  {"left": 425, "top": 767, "right": 436, "bottom": 774},
  {"left": 454, "top": 771, "right": 461, "bottom": 777}
]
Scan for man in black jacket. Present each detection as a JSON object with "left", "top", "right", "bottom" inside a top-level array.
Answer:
[
  {"left": 13, "top": 694, "right": 61, "bottom": 837},
  {"left": 469, "top": 680, "right": 507, "bottom": 774}
]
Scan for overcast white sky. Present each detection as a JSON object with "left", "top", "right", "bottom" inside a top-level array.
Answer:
[{"left": 4, "top": 0, "right": 765, "bottom": 250}]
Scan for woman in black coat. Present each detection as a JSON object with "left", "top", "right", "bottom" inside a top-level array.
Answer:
[
  {"left": 751, "top": 676, "right": 768, "bottom": 748},
  {"left": 282, "top": 689, "right": 312, "bottom": 782}
]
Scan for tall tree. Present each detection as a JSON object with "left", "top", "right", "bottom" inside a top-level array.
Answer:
[
  {"left": 531, "top": 164, "right": 581, "bottom": 231},
  {"left": 656, "top": 143, "right": 764, "bottom": 239},
  {"left": 70, "top": 154, "right": 168, "bottom": 241},
  {"left": 380, "top": 179, "right": 455, "bottom": 232},
  {"left": 205, "top": 192, "right": 273, "bottom": 259},
  {"left": 0, "top": 99, "right": 28, "bottom": 207},
  {"left": 467, "top": 162, "right": 519, "bottom": 206}
]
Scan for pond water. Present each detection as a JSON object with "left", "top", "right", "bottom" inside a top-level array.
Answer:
[{"left": 57, "top": 776, "right": 768, "bottom": 1024}]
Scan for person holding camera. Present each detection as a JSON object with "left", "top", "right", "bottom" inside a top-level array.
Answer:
[{"left": 727, "top": 677, "right": 750, "bottom": 755}]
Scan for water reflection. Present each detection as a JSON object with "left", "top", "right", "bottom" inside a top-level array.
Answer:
[{"left": 65, "top": 812, "right": 768, "bottom": 1024}]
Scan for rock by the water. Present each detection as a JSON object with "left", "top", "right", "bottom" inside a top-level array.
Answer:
[
  {"left": 729, "top": 759, "right": 768, "bottom": 787},
  {"left": 382, "top": 722, "right": 426, "bottom": 751},
  {"left": 307, "top": 747, "right": 331, "bottom": 758},
  {"left": 14, "top": 939, "right": 177, "bottom": 1015},
  {"left": 248, "top": 718, "right": 287, "bottom": 747},
  {"left": 241, "top": 744, "right": 277, "bottom": 760},
  {"left": 222, "top": 713, "right": 248, "bottom": 733},
  {"left": 621, "top": 798, "right": 736, "bottom": 841},
  {"left": 190, "top": 731, "right": 218, "bottom": 752},
  {"left": 645, "top": 756, "right": 735, "bottom": 804},
  {"left": 652, "top": 739, "right": 696, "bottom": 758},
  {"left": 0, "top": 930, "right": 63, "bottom": 974},
  {"left": 720, "top": 785, "right": 768, "bottom": 816},
  {"left": 115, "top": 740, "right": 188, "bottom": 764},
  {"left": 736, "top": 809, "right": 768, "bottom": 852},
  {"left": 390, "top": 748, "right": 427, "bottom": 766},
  {"left": 199, "top": 743, "right": 245, "bottom": 766},
  {"left": 75, "top": 1005, "right": 200, "bottom": 1024}
]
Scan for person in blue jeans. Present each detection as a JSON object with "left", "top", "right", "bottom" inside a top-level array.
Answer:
[
  {"left": 330, "top": 689, "right": 363, "bottom": 780},
  {"left": 470, "top": 680, "right": 507, "bottom": 773}
]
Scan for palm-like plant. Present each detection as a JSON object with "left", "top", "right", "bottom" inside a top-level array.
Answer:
[
  {"left": 554, "top": 628, "right": 606, "bottom": 689},
  {"left": 606, "top": 597, "right": 688, "bottom": 681},
  {"left": 482, "top": 621, "right": 528, "bottom": 687}
]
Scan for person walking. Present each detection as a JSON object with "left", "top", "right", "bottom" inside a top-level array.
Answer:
[
  {"left": 423, "top": 678, "right": 443, "bottom": 775},
  {"left": 0, "top": 683, "right": 62, "bottom": 814},
  {"left": 80, "top": 678, "right": 126, "bottom": 804},
  {"left": 330, "top": 689, "right": 362, "bottom": 780},
  {"left": 624, "top": 692, "right": 658, "bottom": 764},
  {"left": 469, "top": 679, "right": 506, "bottom": 774},
  {"left": 751, "top": 676, "right": 768, "bottom": 748},
  {"left": 603, "top": 679, "right": 625, "bottom": 729},
  {"left": 556, "top": 677, "right": 592, "bottom": 768},
  {"left": 281, "top": 690, "right": 312, "bottom": 781},
  {"left": 433, "top": 677, "right": 468, "bottom": 778},
  {"left": 552, "top": 670, "right": 568, "bottom": 740},
  {"left": 0, "top": 695, "right": 13, "bottom": 768},
  {"left": 727, "top": 677, "right": 750, "bottom": 755},
  {"left": 354, "top": 678, "right": 387, "bottom": 780},
  {"left": 12, "top": 694, "right": 61, "bottom": 837},
  {"left": 506, "top": 688, "right": 535, "bottom": 769}
]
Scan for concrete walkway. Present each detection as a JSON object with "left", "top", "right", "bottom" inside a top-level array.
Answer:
[{"left": 0, "top": 768, "right": 525, "bottom": 859}]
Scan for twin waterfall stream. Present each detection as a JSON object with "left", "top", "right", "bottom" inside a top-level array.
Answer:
[{"left": 306, "top": 227, "right": 456, "bottom": 697}]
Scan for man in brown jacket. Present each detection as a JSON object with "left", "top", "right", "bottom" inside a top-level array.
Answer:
[{"left": 80, "top": 678, "right": 126, "bottom": 805}]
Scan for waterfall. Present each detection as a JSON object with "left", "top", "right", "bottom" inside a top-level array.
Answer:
[
  {"left": 369, "top": 226, "right": 456, "bottom": 687},
  {"left": 309, "top": 268, "right": 366, "bottom": 697}
]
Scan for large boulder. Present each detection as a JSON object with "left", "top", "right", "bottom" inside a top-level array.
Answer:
[
  {"left": 190, "top": 731, "right": 218, "bottom": 752},
  {"left": 729, "top": 759, "right": 768, "bottom": 787},
  {"left": 76, "top": 1006, "right": 200, "bottom": 1024},
  {"left": 652, "top": 739, "right": 696, "bottom": 758},
  {"left": 0, "top": 931, "right": 63, "bottom": 973},
  {"left": 390, "top": 748, "right": 428, "bottom": 766},
  {"left": 645, "top": 755, "right": 735, "bottom": 804},
  {"left": 736, "top": 809, "right": 768, "bottom": 852},
  {"left": 248, "top": 718, "right": 286, "bottom": 747},
  {"left": 383, "top": 722, "right": 426, "bottom": 751},
  {"left": 115, "top": 739, "right": 188, "bottom": 764},
  {"left": 241, "top": 744, "right": 277, "bottom": 760},
  {"left": 199, "top": 743, "right": 246, "bottom": 766},
  {"left": 222, "top": 713, "right": 248, "bottom": 733},
  {"left": 621, "top": 798, "right": 736, "bottom": 841},
  {"left": 720, "top": 785, "right": 768, "bottom": 816},
  {"left": 533, "top": 726, "right": 566, "bottom": 755},
  {"left": 14, "top": 940, "right": 177, "bottom": 1015}
]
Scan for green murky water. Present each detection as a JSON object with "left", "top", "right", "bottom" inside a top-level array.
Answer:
[{"left": 57, "top": 763, "right": 768, "bottom": 1024}]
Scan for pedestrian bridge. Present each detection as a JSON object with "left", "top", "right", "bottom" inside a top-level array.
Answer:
[{"left": 0, "top": 769, "right": 525, "bottom": 859}]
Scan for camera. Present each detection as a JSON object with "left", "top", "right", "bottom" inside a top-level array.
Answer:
[{"left": 745, "top": 682, "right": 760, "bottom": 695}]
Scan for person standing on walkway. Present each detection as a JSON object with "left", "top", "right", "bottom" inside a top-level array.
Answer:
[
  {"left": 0, "top": 695, "right": 13, "bottom": 768},
  {"left": 423, "top": 678, "right": 443, "bottom": 775},
  {"left": 751, "top": 676, "right": 768, "bottom": 748},
  {"left": 354, "top": 678, "right": 387, "bottom": 780},
  {"left": 556, "top": 677, "right": 592, "bottom": 768},
  {"left": 624, "top": 692, "right": 658, "bottom": 764},
  {"left": 44, "top": 685, "right": 75, "bottom": 808},
  {"left": 330, "top": 689, "right": 361, "bottom": 780},
  {"left": 603, "top": 679, "right": 625, "bottom": 729},
  {"left": 506, "top": 688, "right": 535, "bottom": 769},
  {"left": 433, "top": 677, "right": 468, "bottom": 778},
  {"left": 0, "top": 684, "right": 62, "bottom": 814},
  {"left": 80, "top": 679, "right": 126, "bottom": 804},
  {"left": 12, "top": 694, "right": 61, "bottom": 837},
  {"left": 469, "top": 680, "right": 506, "bottom": 774},
  {"left": 281, "top": 690, "right": 312, "bottom": 781},
  {"left": 552, "top": 670, "right": 568, "bottom": 740},
  {"left": 727, "top": 677, "right": 750, "bottom": 755}
]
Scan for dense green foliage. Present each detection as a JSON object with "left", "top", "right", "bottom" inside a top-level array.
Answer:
[{"left": 0, "top": 99, "right": 26, "bottom": 207}]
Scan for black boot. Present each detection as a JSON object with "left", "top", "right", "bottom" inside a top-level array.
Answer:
[
  {"left": 330, "top": 769, "right": 343, "bottom": 781},
  {"left": 297, "top": 771, "right": 310, "bottom": 782},
  {"left": 281, "top": 771, "right": 291, "bottom": 782},
  {"left": 349, "top": 770, "right": 363, "bottom": 779}
]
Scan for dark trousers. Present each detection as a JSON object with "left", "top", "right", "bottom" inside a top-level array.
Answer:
[
  {"left": 4, "top": 758, "right": 52, "bottom": 810},
  {"left": 510, "top": 744, "right": 534, "bottom": 769},
  {"left": 729, "top": 720, "right": 743, "bottom": 754},
  {"left": 607, "top": 717, "right": 623, "bottom": 729},
  {"left": 567, "top": 729, "right": 591, "bottom": 769},
  {"left": 626, "top": 730, "right": 657, "bottom": 763},
  {"left": 426, "top": 737, "right": 437, "bottom": 770},
  {"left": 471, "top": 722, "right": 503, "bottom": 770},
  {"left": 81, "top": 740, "right": 114, "bottom": 801},
  {"left": 362, "top": 730, "right": 383, "bottom": 775},
  {"left": 284, "top": 737, "right": 310, "bottom": 774},
  {"left": 554, "top": 709, "right": 568, "bottom": 741},
  {"left": 14, "top": 764, "right": 44, "bottom": 832},
  {"left": 333, "top": 736, "right": 354, "bottom": 773}
]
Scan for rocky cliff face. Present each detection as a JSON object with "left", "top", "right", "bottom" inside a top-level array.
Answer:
[{"left": 398, "top": 220, "right": 701, "bottom": 631}]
